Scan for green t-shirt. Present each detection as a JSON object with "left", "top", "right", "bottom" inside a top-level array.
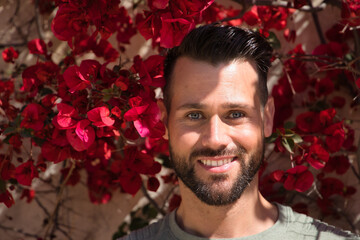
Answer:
[{"left": 119, "top": 203, "right": 359, "bottom": 240}]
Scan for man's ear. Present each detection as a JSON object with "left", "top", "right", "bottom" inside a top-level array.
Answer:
[
  {"left": 263, "top": 97, "right": 275, "bottom": 137},
  {"left": 157, "top": 99, "right": 169, "bottom": 140}
]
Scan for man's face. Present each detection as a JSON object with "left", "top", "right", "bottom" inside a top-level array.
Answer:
[{"left": 162, "top": 57, "right": 274, "bottom": 206}]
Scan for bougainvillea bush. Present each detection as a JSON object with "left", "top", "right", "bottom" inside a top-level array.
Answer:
[{"left": 0, "top": 0, "right": 360, "bottom": 239}]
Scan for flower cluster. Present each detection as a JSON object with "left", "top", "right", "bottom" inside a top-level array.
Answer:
[{"left": 0, "top": 0, "right": 359, "bottom": 234}]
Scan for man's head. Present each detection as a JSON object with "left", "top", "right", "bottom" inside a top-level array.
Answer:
[
  {"left": 160, "top": 24, "right": 274, "bottom": 206},
  {"left": 163, "top": 24, "right": 273, "bottom": 113}
]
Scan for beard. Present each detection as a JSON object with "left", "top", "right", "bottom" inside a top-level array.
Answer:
[{"left": 169, "top": 141, "right": 264, "bottom": 206}]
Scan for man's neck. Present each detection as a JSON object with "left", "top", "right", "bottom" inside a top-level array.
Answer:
[{"left": 175, "top": 179, "right": 278, "bottom": 239}]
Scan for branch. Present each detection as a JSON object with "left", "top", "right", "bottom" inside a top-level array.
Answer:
[
  {"left": 232, "top": 0, "right": 327, "bottom": 12},
  {"left": 0, "top": 42, "right": 27, "bottom": 49},
  {"left": 141, "top": 183, "right": 167, "bottom": 216},
  {"left": 34, "top": 196, "right": 51, "bottom": 217},
  {"left": 43, "top": 159, "right": 76, "bottom": 240},
  {"left": 34, "top": 0, "right": 44, "bottom": 40},
  {"left": 0, "top": 224, "right": 40, "bottom": 239},
  {"left": 307, "top": 0, "right": 326, "bottom": 44}
]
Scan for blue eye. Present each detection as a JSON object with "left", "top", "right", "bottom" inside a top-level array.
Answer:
[
  {"left": 187, "top": 112, "right": 202, "bottom": 120},
  {"left": 229, "top": 111, "right": 244, "bottom": 119}
]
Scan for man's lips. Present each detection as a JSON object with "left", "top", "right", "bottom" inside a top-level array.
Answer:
[{"left": 197, "top": 156, "right": 238, "bottom": 173}]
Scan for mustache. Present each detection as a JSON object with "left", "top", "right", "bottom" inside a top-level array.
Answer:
[{"left": 190, "top": 146, "right": 246, "bottom": 159}]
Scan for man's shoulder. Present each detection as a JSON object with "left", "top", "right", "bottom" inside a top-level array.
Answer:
[
  {"left": 278, "top": 203, "right": 359, "bottom": 240},
  {"left": 117, "top": 212, "right": 173, "bottom": 240}
]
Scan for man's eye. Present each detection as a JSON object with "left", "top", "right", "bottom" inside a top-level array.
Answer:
[
  {"left": 187, "top": 112, "right": 202, "bottom": 120},
  {"left": 229, "top": 111, "right": 244, "bottom": 119}
]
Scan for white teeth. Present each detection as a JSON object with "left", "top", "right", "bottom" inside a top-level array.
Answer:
[{"left": 200, "top": 158, "right": 233, "bottom": 167}]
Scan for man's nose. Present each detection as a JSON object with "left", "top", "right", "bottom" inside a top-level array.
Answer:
[{"left": 201, "top": 115, "right": 231, "bottom": 149}]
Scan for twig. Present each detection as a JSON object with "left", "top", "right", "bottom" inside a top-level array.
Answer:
[
  {"left": 0, "top": 224, "right": 40, "bottom": 239},
  {"left": 0, "top": 42, "right": 28, "bottom": 48},
  {"left": 307, "top": 0, "right": 326, "bottom": 44},
  {"left": 34, "top": 196, "right": 51, "bottom": 217},
  {"left": 34, "top": 0, "right": 44, "bottom": 40},
  {"left": 141, "top": 183, "right": 166, "bottom": 216},
  {"left": 232, "top": 0, "right": 326, "bottom": 12},
  {"left": 279, "top": 59, "right": 296, "bottom": 95},
  {"left": 43, "top": 159, "right": 76, "bottom": 240}
]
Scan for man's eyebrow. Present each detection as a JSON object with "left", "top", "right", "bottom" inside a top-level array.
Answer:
[
  {"left": 220, "top": 102, "right": 254, "bottom": 109},
  {"left": 176, "top": 103, "right": 205, "bottom": 111},
  {"left": 176, "top": 102, "right": 254, "bottom": 110}
]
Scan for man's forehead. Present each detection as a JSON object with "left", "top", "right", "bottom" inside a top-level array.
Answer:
[{"left": 169, "top": 57, "right": 261, "bottom": 108}]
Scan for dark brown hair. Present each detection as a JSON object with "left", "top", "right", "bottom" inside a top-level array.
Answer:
[{"left": 163, "top": 24, "right": 273, "bottom": 112}]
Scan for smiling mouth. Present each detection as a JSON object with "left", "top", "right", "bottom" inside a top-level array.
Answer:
[{"left": 199, "top": 157, "right": 237, "bottom": 167}]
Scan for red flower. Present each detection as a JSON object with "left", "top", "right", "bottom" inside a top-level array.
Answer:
[
  {"left": 87, "top": 106, "right": 115, "bottom": 127},
  {"left": 124, "top": 96, "right": 165, "bottom": 138},
  {"left": 330, "top": 95, "right": 344, "bottom": 108},
  {"left": 168, "top": 194, "right": 181, "bottom": 212},
  {"left": 132, "top": 55, "right": 165, "bottom": 88},
  {"left": 319, "top": 177, "right": 344, "bottom": 198},
  {"left": 9, "top": 135, "right": 22, "bottom": 148},
  {"left": 296, "top": 111, "right": 321, "bottom": 133},
  {"left": 2, "top": 47, "right": 19, "bottom": 63},
  {"left": 55, "top": 103, "right": 78, "bottom": 129},
  {"left": 323, "top": 122, "right": 345, "bottom": 153},
  {"left": 20, "top": 103, "right": 47, "bottom": 131},
  {"left": 312, "top": 42, "right": 349, "bottom": 67},
  {"left": 283, "top": 28, "right": 296, "bottom": 42},
  {"left": 20, "top": 189, "right": 35, "bottom": 203},
  {"left": 319, "top": 108, "right": 336, "bottom": 127},
  {"left": 116, "top": 7, "right": 137, "bottom": 45},
  {"left": 41, "top": 142, "right": 71, "bottom": 163},
  {"left": 51, "top": 4, "right": 89, "bottom": 45},
  {"left": 111, "top": 106, "right": 122, "bottom": 119},
  {"left": 0, "top": 160, "right": 15, "bottom": 180},
  {"left": 117, "top": 169, "right": 142, "bottom": 196},
  {"left": 0, "top": 190, "right": 15, "bottom": 208},
  {"left": 315, "top": 77, "right": 334, "bottom": 96},
  {"left": 21, "top": 62, "right": 60, "bottom": 97},
  {"left": 63, "top": 60, "right": 100, "bottom": 93},
  {"left": 271, "top": 166, "right": 314, "bottom": 192},
  {"left": 147, "top": 176, "right": 160, "bottom": 192},
  {"left": 92, "top": 39, "right": 119, "bottom": 62},
  {"left": 28, "top": 39, "right": 48, "bottom": 56},
  {"left": 160, "top": 13, "right": 195, "bottom": 48},
  {"left": 148, "top": 0, "right": 169, "bottom": 10},
  {"left": 202, "top": 2, "right": 242, "bottom": 26},
  {"left": 283, "top": 166, "right": 314, "bottom": 192},
  {"left": 61, "top": 167, "right": 80, "bottom": 186},
  {"left": 15, "top": 160, "right": 39, "bottom": 186},
  {"left": 305, "top": 144, "right": 329, "bottom": 169},
  {"left": 242, "top": 7, "right": 259, "bottom": 26},
  {"left": 323, "top": 155, "right": 350, "bottom": 175},
  {"left": 66, "top": 119, "right": 95, "bottom": 151}
]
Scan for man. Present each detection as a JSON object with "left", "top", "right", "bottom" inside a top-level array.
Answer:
[{"left": 121, "top": 25, "right": 359, "bottom": 239}]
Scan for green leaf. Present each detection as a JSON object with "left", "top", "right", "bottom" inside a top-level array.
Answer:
[
  {"left": 267, "top": 31, "right": 281, "bottom": 49},
  {"left": 20, "top": 129, "right": 33, "bottom": 138},
  {"left": 345, "top": 53, "right": 353, "bottom": 61},
  {"left": 284, "top": 129, "right": 295, "bottom": 137},
  {"left": 112, "top": 223, "right": 128, "bottom": 240},
  {"left": 0, "top": 179, "right": 6, "bottom": 193},
  {"left": 3, "top": 127, "right": 16, "bottom": 135},
  {"left": 102, "top": 88, "right": 113, "bottom": 102},
  {"left": 265, "top": 132, "right": 278, "bottom": 143},
  {"left": 13, "top": 115, "right": 21, "bottom": 126},
  {"left": 292, "top": 134, "right": 303, "bottom": 144},
  {"left": 284, "top": 121, "right": 296, "bottom": 129},
  {"left": 129, "top": 217, "right": 149, "bottom": 231},
  {"left": 282, "top": 138, "right": 294, "bottom": 153},
  {"left": 39, "top": 88, "right": 53, "bottom": 96}
]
